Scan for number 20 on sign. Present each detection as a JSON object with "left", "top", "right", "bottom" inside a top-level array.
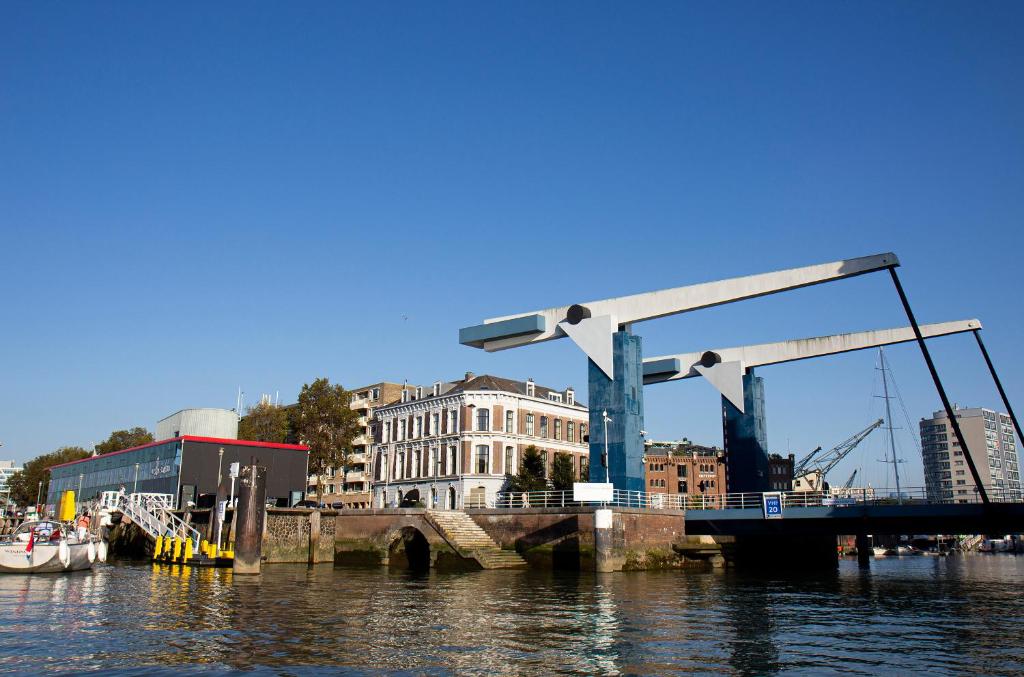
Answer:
[{"left": 762, "top": 493, "right": 783, "bottom": 519}]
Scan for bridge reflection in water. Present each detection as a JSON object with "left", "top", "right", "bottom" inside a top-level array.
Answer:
[{"left": 2, "top": 559, "right": 1024, "bottom": 673}]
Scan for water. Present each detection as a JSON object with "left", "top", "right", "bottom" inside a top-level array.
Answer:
[{"left": 2, "top": 556, "right": 1023, "bottom": 675}]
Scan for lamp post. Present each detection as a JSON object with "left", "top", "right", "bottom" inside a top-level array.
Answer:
[
  {"left": 602, "top": 410, "right": 611, "bottom": 485},
  {"left": 133, "top": 462, "right": 140, "bottom": 495},
  {"left": 36, "top": 480, "right": 43, "bottom": 510}
]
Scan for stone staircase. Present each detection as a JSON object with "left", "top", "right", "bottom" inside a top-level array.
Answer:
[{"left": 425, "top": 510, "right": 527, "bottom": 569}]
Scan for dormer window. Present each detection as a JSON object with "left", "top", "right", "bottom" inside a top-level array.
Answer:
[
  {"left": 548, "top": 393, "right": 562, "bottom": 403},
  {"left": 433, "top": 381, "right": 441, "bottom": 397},
  {"left": 566, "top": 389, "right": 574, "bottom": 406},
  {"left": 415, "top": 386, "right": 423, "bottom": 400},
  {"left": 526, "top": 379, "right": 535, "bottom": 397},
  {"left": 401, "top": 389, "right": 409, "bottom": 403}
]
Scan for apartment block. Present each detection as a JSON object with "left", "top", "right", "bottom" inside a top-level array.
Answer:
[{"left": 920, "top": 406, "right": 1021, "bottom": 503}]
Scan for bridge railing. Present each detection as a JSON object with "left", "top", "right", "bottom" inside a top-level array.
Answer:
[{"left": 487, "top": 486, "right": 1024, "bottom": 512}]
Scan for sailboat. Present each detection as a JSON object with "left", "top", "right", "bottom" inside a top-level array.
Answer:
[{"left": 0, "top": 520, "right": 106, "bottom": 574}]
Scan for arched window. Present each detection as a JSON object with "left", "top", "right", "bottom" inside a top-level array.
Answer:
[{"left": 477, "top": 407, "right": 490, "bottom": 431}]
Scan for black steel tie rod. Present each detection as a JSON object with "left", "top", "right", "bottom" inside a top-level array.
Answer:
[
  {"left": 889, "top": 267, "right": 989, "bottom": 504},
  {"left": 973, "top": 330, "right": 1024, "bottom": 458}
]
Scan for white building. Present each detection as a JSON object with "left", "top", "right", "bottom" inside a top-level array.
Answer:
[
  {"left": 920, "top": 406, "right": 1021, "bottom": 502},
  {"left": 372, "top": 373, "right": 589, "bottom": 509},
  {"left": 156, "top": 408, "right": 239, "bottom": 441},
  {"left": 0, "top": 460, "right": 23, "bottom": 510}
]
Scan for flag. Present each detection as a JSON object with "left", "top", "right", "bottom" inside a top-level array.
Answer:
[{"left": 25, "top": 528, "right": 34, "bottom": 558}]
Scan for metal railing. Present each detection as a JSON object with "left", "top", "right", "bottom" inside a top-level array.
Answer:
[
  {"left": 486, "top": 486, "right": 1024, "bottom": 511},
  {"left": 118, "top": 494, "right": 202, "bottom": 555},
  {"left": 493, "top": 489, "right": 689, "bottom": 510}
]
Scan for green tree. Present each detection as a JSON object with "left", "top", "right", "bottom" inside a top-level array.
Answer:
[
  {"left": 551, "top": 452, "right": 576, "bottom": 491},
  {"left": 507, "top": 445, "right": 548, "bottom": 492},
  {"left": 296, "top": 378, "right": 360, "bottom": 500},
  {"left": 6, "top": 446, "right": 90, "bottom": 507},
  {"left": 95, "top": 427, "right": 154, "bottom": 455},
  {"left": 238, "top": 401, "right": 290, "bottom": 443}
]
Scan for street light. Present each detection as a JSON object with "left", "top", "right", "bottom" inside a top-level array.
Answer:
[
  {"left": 36, "top": 480, "right": 43, "bottom": 509},
  {"left": 602, "top": 410, "right": 612, "bottom": 485}
]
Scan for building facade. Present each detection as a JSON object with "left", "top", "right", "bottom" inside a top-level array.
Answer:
[
  {"left": 308, "top": 382, "right": 409, "bottom": 509},
  {"left": 768, "top": 453, "right": 795, "bottom": 491},
  {"left": 0, "top": 460, "right": 23, "bottom": 511},
  {"left": 920, "top": 406, "right": 1021, "bottom": 502},
  {"left": 47, "top": 436, "right": 309, "bottom": 509},
  {"left": 371, "top": 373, "right": 589, "bottom": 509},
  {"left": 643, "top": 440, "right": 727, "bottom": 502}
]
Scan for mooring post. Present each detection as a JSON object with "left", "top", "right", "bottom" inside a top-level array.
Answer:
[
  {"left": 233, "top": 462, "right": 267, "bottom": 575},
  {"left": 856, "top": 533, "right": 871, "bottom": 568},
  {"left": 594, "top": 508, "right": 614, "bottom": 572},
  {"left": 308, "top": 509, "right": 320, "bottom": 565}
]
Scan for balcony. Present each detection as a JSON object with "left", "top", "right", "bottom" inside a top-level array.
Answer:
[
  {"left": 348, "top": 453, "right": 367, "bottom": 466},
  {"left": 346, "top": 470, "right": 367, "bottom": 483}
]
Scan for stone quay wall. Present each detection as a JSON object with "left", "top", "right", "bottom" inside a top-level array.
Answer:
[
  {"left": 263, "top": 508, "right": 337, "bottom": 564},
  {"left": 334, "top": 509, "right": 461, "bottom": 567},
  {"left": 465, "top": 507, "right": 694, "bottom": 571}
]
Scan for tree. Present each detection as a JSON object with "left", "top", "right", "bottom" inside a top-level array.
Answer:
[
  {"left": 507, "top": 445, "right": 548, "bottom": 493},
  {"left": 6, "top": 446, "right": 90, "bottom": 507},
  {"left": 296, "top": 378, "right": 360, "bottom": 500},
  {"left": 238, "top": 401, "right": 290, "bottom": 443},
  {"left": 95, "top": 427, "right": 154, "bottom": 455},
  {"left": 551, "top": 452, "right": 576, "bottom": 491}
]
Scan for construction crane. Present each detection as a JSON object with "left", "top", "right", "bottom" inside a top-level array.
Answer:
[
  {"left": 841, "top": 469, "right": 858, "bottom": 490},
  {"left": 794, "top": 419, "right": 884, "bottom": 491}
]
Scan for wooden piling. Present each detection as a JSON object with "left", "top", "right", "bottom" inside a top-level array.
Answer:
[{"left": 233, "top": 463, "right": 267, "bottom": 575}]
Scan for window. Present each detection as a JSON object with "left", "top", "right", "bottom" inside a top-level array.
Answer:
[
  {"left": 476, "top": 445, "right": 489, "bottom": 474},
  {"left": 413, "top": 450, "right": 421, "bottom": 478},
  {"left": 540, "top": 416, "right": 548, "bottom": 438},
  {"left": 678, "top": 465, "right": 687, "bottom": 477},
  {"left": 580, "top": 424, "right": 587, "bottom": 441},
  {"left": 505, "top": 447, "right": 514, "bottom": 475},
  {"left": 372, "top": 388, "right": 380, "bottom": 400},
  {"left": 399, "top": 420, "right": 407, "bottom": 441},
  {"left": 541, "top": 451, "right": 549, "bottom": 477},
  {"left": 526, "top": 414, "right": 535, "bottom": 436},
  {"left": 415, "top": 416, "right": 423, "bottom": 438},
  {"left": 477, "top": 408, "right": 490, "bottom": 432},
  {"left": 567, "top": 422, "right": 574, "bottom": 443},
  {"left": 554, "top": 419, "right": 562, "bottom": 440},
  {"left": 432, "top": 413, "right": 439, "bottom": 436},
  {"left": 581, "top": 457, "right": 589, "bottom": 481},
  {"left": 448, "top": 446, "right": 457, "bottom": 475},
  {"left": 548, "top": 392, "right": 562, "bottom": 403},
  {"left": 449, "top": 409, "right": 458, "bottom": 433},
  {"left": 506, "top": 410, "right": 514, "bottom": 433}
]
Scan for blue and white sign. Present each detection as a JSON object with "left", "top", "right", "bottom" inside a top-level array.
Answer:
[{"left": 762, "top": 492, "right": 783, "bottom": 519}]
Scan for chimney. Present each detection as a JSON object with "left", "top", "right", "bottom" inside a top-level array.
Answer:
[{"left": 465, "top": 371, "right": 475, "bottom": 382}]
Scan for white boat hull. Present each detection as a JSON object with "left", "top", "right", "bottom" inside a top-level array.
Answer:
[{"left": 0, "top": 541, "right": 95, "bottom": 574}]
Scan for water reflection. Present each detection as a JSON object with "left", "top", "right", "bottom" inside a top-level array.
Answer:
[{"left": 1, "top": 557, "right": 1023, "bottom": 674}]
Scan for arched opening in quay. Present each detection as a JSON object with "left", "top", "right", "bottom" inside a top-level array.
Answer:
[{"left": 388, "top": 527, "right": 430, "bottom": 571}]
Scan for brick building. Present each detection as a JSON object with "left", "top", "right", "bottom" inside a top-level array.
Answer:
[
  {"left": 308, "top": 381, "right": 408, "bottom": 509},
  {"left": 643, "top": 439, "right": 726, "bottom": 501},
  {"left": 768, "top": 453, "right": 795, "bottom": 491},
  {"left": 372, "top": 373, "right": 589, "bottom": 509}
]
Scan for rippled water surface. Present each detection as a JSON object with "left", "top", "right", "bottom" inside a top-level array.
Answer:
[{"left": 2, "top": 556, "right": 1023, "bottom": 675}]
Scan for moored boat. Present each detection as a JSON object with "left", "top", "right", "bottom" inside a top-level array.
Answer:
[{"left": 0, "top": 520, "right": 106, "bottom": 574}]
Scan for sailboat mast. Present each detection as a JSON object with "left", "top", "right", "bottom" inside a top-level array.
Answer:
[{"left": 879, "top": 347, "right": 903, "bottom": 502}]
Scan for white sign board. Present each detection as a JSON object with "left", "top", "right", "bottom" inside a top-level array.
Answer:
[
  {"left": 217, "top": 500, "right": 227, "bottom": 522},
  {"left": 228, "top": 462, "right": 240, "bottom": 479},
  {"left": 573, "top": 482, "right": 614, "bottom": 503}
]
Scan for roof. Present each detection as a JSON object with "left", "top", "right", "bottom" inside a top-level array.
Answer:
[
  {"left": 376, "top": 374, "right": 587, "bottom": 411},
  {"left": 48, "top": 436, "right": 308, "bottom": 471}
]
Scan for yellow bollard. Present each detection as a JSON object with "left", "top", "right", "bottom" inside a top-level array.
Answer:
[
  {"left": 172, "top": 537, "right": 182, "bottom": 562},
  {"left": 200, "top": 540, "right": 209, "bottom": 557},
  {"left": 183, "top": 538, "right": 193, "bottom": 564},
  {"left": 154, "top": 535, "right": 164, "bottom": 559}
]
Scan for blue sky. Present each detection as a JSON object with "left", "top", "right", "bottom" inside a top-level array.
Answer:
[{"left": 2, "top": 3, "right": 1021, "bottom": 489}]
